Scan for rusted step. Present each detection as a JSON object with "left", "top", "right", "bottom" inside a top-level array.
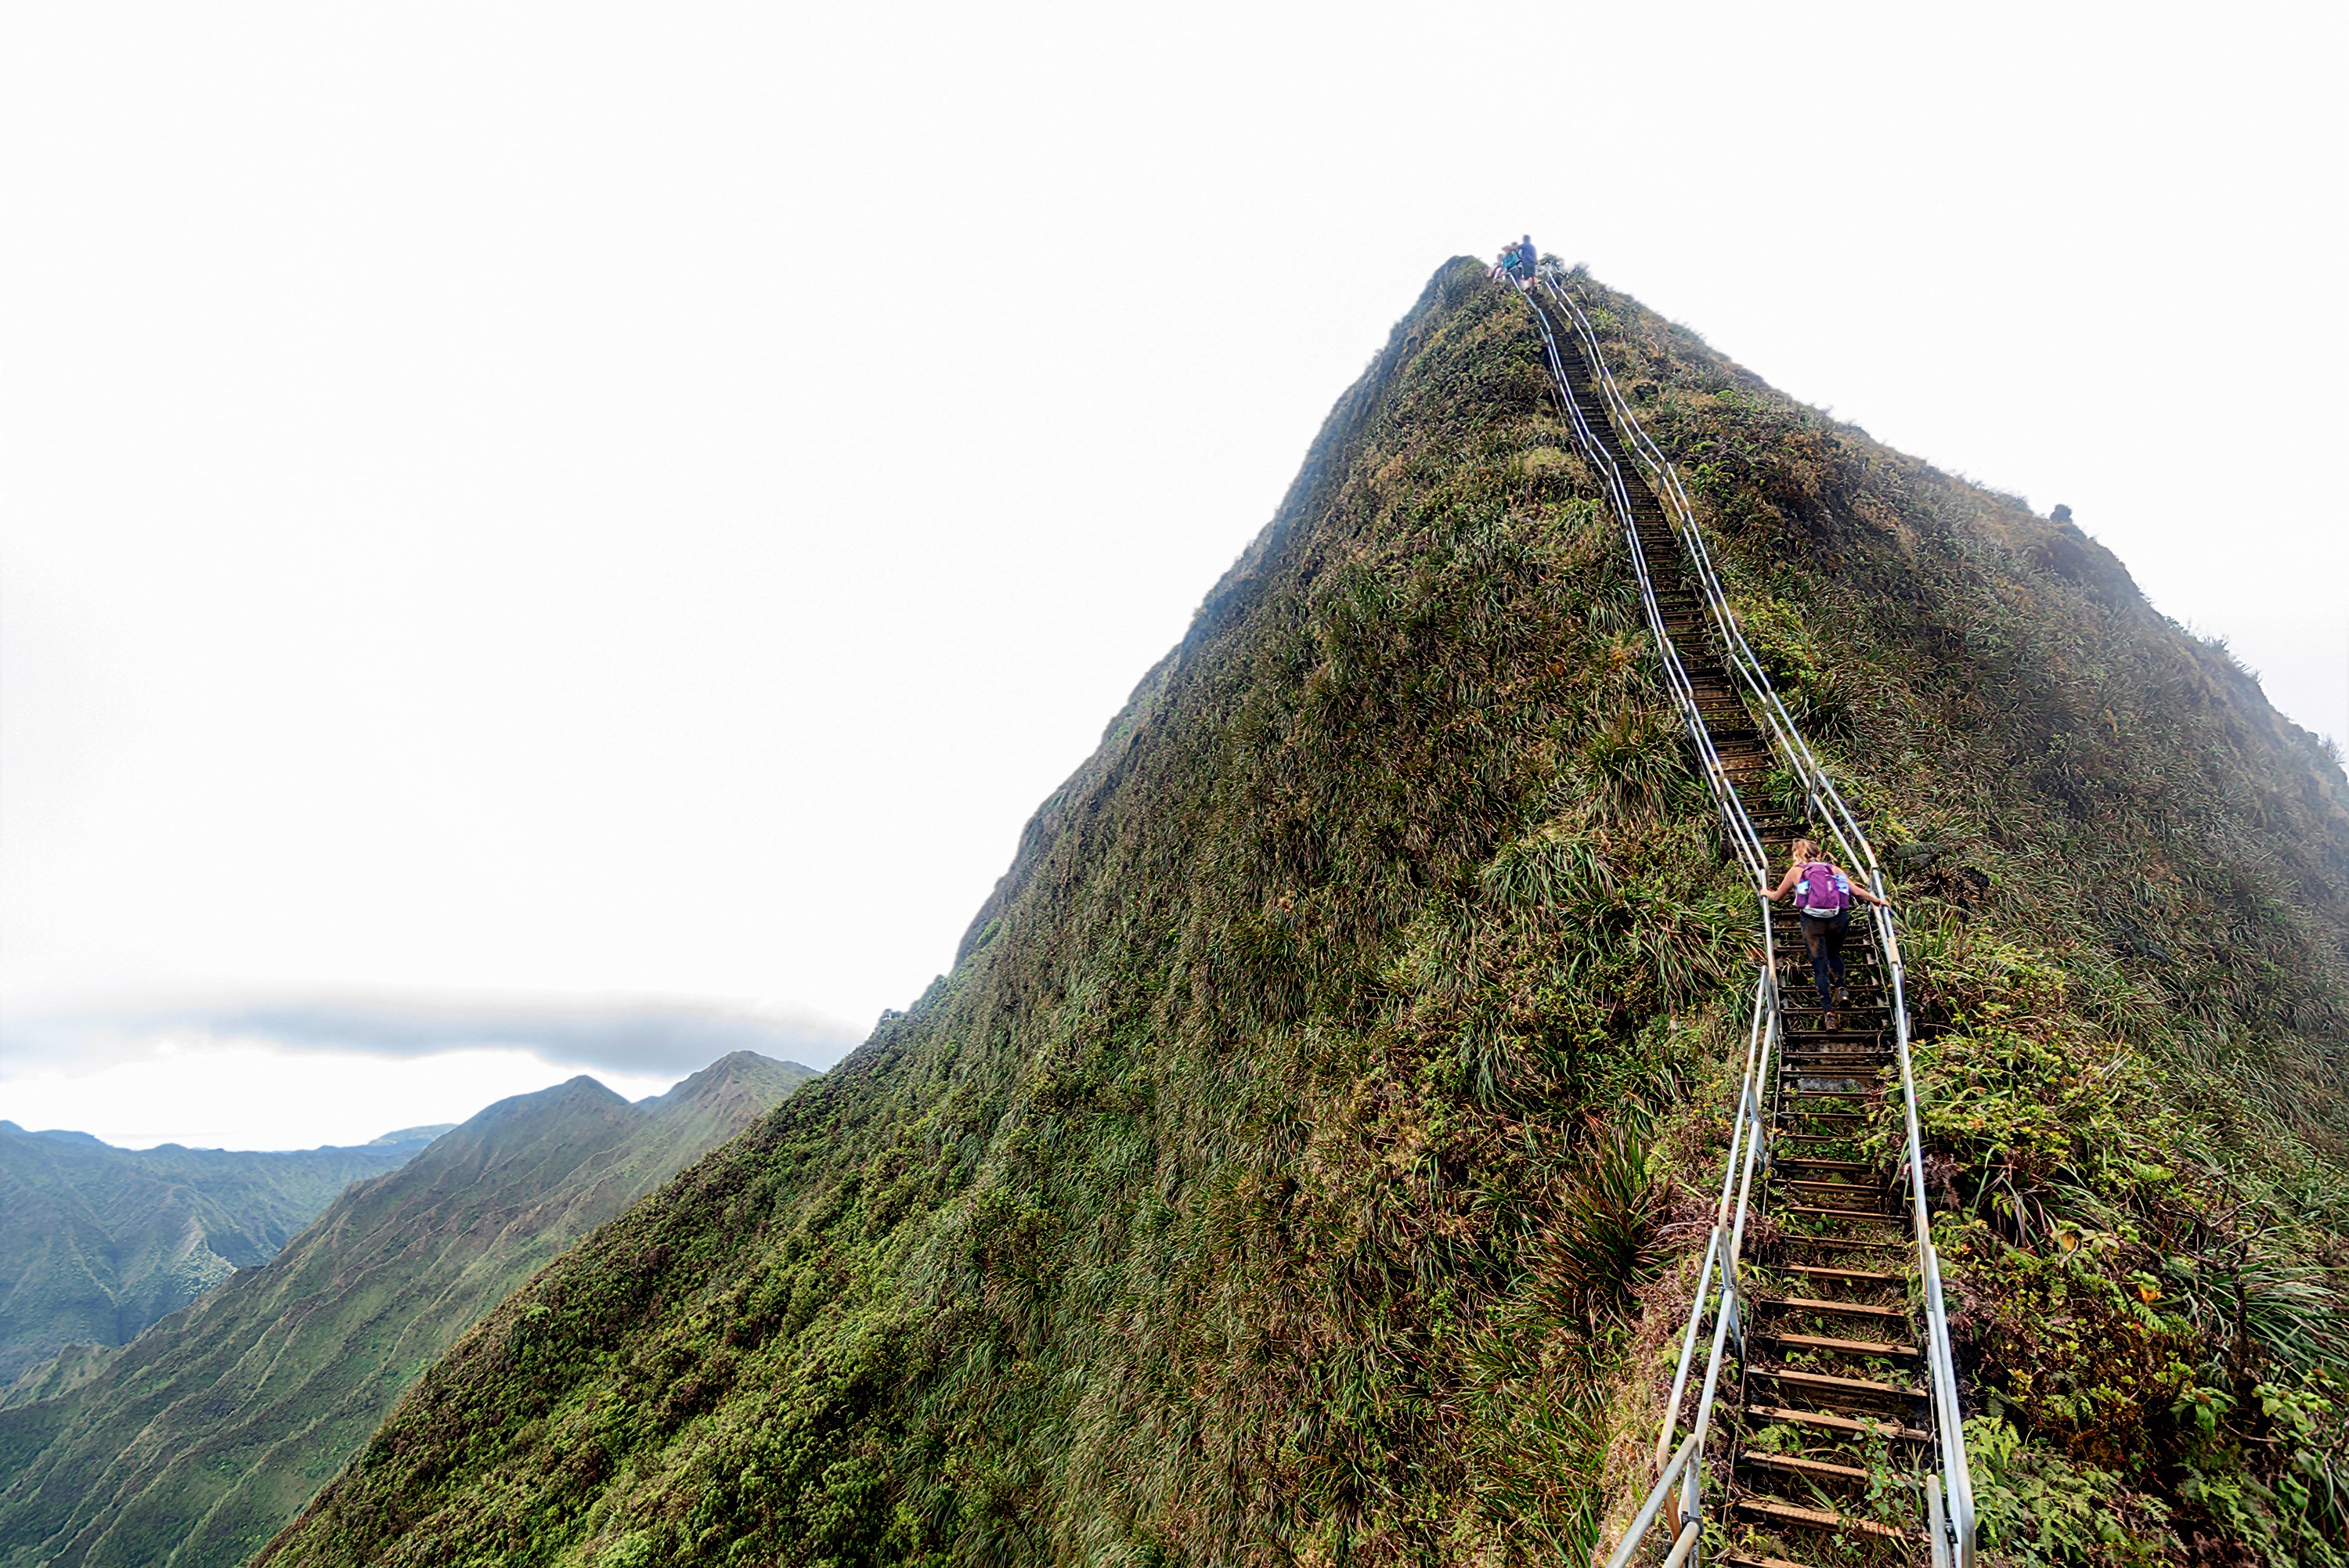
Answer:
[
  {"left": 1776, "top": 1157, "right": 1871, "bottom": 1173},
  {"left": 1732, "top": 1497, "right": 1918, "bottom": 1541},
  {"left": 1723, "top": 1552, "right": 1820, "bottom": 1568}
]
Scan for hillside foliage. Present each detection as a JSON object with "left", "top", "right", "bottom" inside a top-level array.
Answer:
[
  {"left": 0, "top": 1054, "right": 810, "bottom": 1568},
  {"left": 0, "top": 1123, "right": 434, "bottom": 1386}
]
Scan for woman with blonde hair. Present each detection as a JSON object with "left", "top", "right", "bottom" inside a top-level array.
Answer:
[{"left": 1766, "top": 838, "right": 1893, "bottom": 1028}]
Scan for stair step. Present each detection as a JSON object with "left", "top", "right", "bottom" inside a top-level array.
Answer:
[
  {"left": 1775, "top": 1157, "right": 1871, "bottom": 1172},
  {"left": 1739, "top": 1451, "right": 1871, "bottom": 1485},
  {"left": 1723, "top": 1554, "right": 1817, "bottom": 1568},
  {"left": 1733, "top": 1497, "right": 1918, "bottom": 1541},
  {"left": 1781, "top": 1204, "right": 1898, "bottom": 1224},
  {"left": 1782, "top": 1236, "right": 1907, "bottom": 1253},
  {"left": 1752, "top": 1365, "right": 1923, "bottom": 1403},
  {"left": 1785, "top": 1258, "right": 1898, "bottom": 1277},
  {"left": 1755, "top": 1329, "right": 1918, "bottom": 1360},
  {"left": 1782, "top": 1181, "right": 1878, "bottom": 1199},
  {"left": 1763, "top": 1296, "right": 1904, "bottom": 1321},
  {"left": 1745, "top": 1404, "right": 1932, "bottom": 1444}
]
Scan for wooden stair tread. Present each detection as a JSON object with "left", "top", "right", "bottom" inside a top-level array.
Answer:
[
  {"left": 1747, "top": 1404, "right": 1931, "bottom": 1443},
  {"left": 1753, "top": 1365, "right": 1923, "bottom": 1400},
  {"left": 1781, "top": 1204, "right": 1897, "bottom": 1223},
  {"left": 1755, "top": 1328, "right": 1918, "bottom": 1358},
  {"left": 1765, "top": 1295, "right": 1903, "bottom": 1319},
  {"left": 1783, "top": 1263, "right": 1896, "bottom": 1283}
]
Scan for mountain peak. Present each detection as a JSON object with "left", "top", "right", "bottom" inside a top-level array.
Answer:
[
  {"left": 638, "top": 1050, "right": 814, "bottom": 1113},
  {"left": 0, "top": 1123, "right": 109, "bottom": 1148}
]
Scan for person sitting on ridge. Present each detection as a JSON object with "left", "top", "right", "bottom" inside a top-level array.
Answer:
[
  {"left": 1766, "top": 838, "right": 1893, "bottom": 1029},
  {"left": 1491, "top": 239, "right": 1525, "bottom": 282}
]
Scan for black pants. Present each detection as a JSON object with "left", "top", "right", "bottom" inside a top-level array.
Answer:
[{"left": 1798, "top": 910, "right": 1851, "bottom": 1011}]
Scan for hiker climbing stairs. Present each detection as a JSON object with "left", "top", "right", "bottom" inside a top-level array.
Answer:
[{"left": 1517, "top": 271, "right": 1975, "bottom": 1568}]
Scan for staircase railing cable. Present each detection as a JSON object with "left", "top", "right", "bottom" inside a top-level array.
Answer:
[
  {"left": 1515, "top": 276, "right": 1781, "bottom": 1568},
  {"left": 1527, "top": 266, "right": 1976, "bottom": 1568}
]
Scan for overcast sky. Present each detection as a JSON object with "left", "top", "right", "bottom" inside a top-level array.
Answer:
[{"left": 5, "top": 2, "right": 2344, "bottom": 1147}]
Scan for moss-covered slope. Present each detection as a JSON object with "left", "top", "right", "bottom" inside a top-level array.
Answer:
[{"left": 257, "top": 260, "right": 2348, "bottom": 1568}]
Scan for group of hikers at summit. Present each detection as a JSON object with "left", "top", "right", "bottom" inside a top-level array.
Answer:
[
  {"left": 1769, "top": 840, "right": 1893, "bottom": 1028},
  {"left": 1491, "top": 236, "right": 1537, "bottom": 282}
]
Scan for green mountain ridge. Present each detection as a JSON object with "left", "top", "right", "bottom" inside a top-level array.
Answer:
[
  {"left": 0, "top": 1051, "right": 814, "bottom": 1568},
  {"left": 236, "top": 261, "right": 2349, "bottom": 1563},
  {"left": 0, "top": 1123, "right": 440, "bottom": 1386},
  {"left": 366, "top": 1126, "right": 459, "bottom": 1148}
]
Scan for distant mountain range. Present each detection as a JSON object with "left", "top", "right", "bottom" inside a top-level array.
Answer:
[
  {"left": 0, "top": 1123, "right": 445, "bottom": 1385},
  {"left": 0, "top": 1051, "right": 810, "bottom": 1568}
]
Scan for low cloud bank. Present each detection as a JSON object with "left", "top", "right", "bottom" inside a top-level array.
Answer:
[{"left": 1, "top": 995, "right": 870, "bottom": 1080}]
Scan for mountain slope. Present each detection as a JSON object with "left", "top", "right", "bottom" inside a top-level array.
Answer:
[
  {"left": 0, "top": 1124, "right": 435, "bottom": 1384},
  {"left": 0, "top": 1053, "right": 812, "bottom": 1568},
  {"left": 257, "top": 261, "right": 2347, "bottom": 1567}
]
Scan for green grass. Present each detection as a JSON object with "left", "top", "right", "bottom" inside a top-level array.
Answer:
[{"left": 245, "top": 260, "right": 2349, "bottom": 1568}]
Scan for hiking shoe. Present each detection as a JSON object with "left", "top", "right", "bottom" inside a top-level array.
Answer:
[
  {"left": 1835, "top": 984, "right": 1849, "bottom": 1007},
  {"left": 1824, "top": 1011, "right": 1839, "bottom": 1030}
]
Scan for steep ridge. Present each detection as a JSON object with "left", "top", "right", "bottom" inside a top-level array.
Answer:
[
  {"left": 257, "top": 260, "right": 2347, "bottom": 1568},
  {"left": 0, "top": 1125, "right": 435, "bottom": 1384},
  {"left": 0, "top": 1053, "right": 811, "bottom": 1568}
]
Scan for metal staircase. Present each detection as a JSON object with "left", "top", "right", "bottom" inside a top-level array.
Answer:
[{"left": 1511, "top": 268, "right": 1975, "bottom": 1568}]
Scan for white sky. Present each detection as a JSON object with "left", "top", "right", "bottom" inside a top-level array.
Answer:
[{"left": 5, "top": 2, "right": 2344, "bottom": 1147}]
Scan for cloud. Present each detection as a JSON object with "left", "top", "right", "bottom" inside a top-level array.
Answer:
[{"left": 0, "top": 994, "right": 870, "bottom": 1080}]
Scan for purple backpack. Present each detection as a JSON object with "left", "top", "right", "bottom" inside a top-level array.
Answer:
[{"left": 1798, "top": 862, "right": 1852, "bottom": 914}]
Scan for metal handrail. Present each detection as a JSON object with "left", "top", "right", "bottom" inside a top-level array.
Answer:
[
  {"left": 1515, "top": 275, "right": 1787, "bottom": 1566},
  {"left": 1514, "top": 279, "right": 1771, "bottom": 892},
  {"left": 1531, "top": 266, "right": 1976, "bottom": 1568}
]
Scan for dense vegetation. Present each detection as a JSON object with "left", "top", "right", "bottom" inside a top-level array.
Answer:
[
  {"left": 0, "top": 1122, "right": 435, "bottom": 1384},
  {"left": 254, "top": 260, "right": 2347, "bottom": 1567},
  {"left": 0, "top": 1053, "right": 810, "bottom": 1568}
]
